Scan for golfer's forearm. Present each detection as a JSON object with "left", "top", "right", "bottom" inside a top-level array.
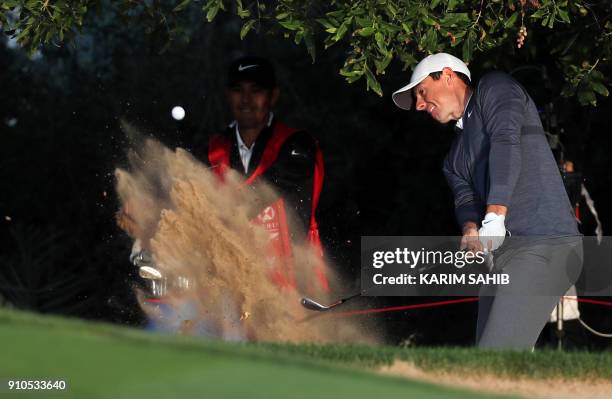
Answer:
[{"left": 487, "top": 140, "right": 521, "bottom": 206}]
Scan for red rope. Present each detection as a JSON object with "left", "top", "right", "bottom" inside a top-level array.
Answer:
[
  {"left": 325, "top": 296, "right": 612, "bottom": 318},
  {"left": 144, "top": 296, "right": 612, "bottom": 320},
  {"left": 564, "top": 297, "right": 612, "bottom": 307},
  {"left": 331, "top": 297, "right": 480, "bottom": 317}
]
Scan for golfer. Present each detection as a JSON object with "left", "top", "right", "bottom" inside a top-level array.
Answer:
[{"left": 392, "top": 53, "right": 582, "bottom": 350}]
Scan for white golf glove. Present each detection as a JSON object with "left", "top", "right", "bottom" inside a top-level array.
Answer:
[{"left": 478, "top": 212, "right": 506, "bottom": 252}]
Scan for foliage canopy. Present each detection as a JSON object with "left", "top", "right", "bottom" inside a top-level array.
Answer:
[{"left": 2, "top": 0, "right": 611, "bottom": 105}]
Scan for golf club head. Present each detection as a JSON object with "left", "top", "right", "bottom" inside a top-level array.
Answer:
[
  {"left": 300, "top": 297, "right": 329, "bottom": 311},
  {"left": 139, "top": 265, "right": 163, "bottom": 280}
]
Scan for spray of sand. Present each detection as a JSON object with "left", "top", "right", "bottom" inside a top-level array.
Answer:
[{"left": 115, "top": 134, "right": 376, "bottom": 343}]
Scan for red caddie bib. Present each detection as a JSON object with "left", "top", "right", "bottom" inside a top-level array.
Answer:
[{"left": 208, "top": 122, "right": 329, "bottom": 293}]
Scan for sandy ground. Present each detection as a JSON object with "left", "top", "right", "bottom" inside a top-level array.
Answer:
[{"left": 380, "top": 360, "right": 612, "bottom": 399}]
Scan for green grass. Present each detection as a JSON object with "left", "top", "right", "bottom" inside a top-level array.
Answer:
[
  {"left": 257, "top": 341, "right": 612, "bottom": 380},
  {"left": 0, "top": 308, "right": 609, "bottom": 399}
]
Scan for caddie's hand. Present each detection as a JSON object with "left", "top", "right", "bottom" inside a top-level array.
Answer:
[
  {"left": 460, "top": 222, "right": 482, "bottom": 253},
  {"left": 478, "top": 212, "right": 506, "bottom": 252}
]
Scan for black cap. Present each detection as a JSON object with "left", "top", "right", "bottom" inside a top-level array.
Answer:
[{"left": 226, "top": 56, "right": 276, "bottom": 89}]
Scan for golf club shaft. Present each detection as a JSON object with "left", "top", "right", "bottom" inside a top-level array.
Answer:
[
  {"left": 334, "top": 293, "right": 361, "bottom": 306},
  {"left": 302, "top": 292, "right": 361, "bottom": 311}
]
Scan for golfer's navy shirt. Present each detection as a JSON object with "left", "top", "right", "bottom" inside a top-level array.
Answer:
[{"left": 443, "top": 72, "right": 579, "bottom": 236}]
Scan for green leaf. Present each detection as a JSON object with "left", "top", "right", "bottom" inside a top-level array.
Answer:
[
  {"left": 2, "top": 0, "right": 19, "bottom": 9},
  {"left": 44, "top": 29, "right": 53, "bottom": 43},
  {"left": 16, "top": 25, "right": 32, "bottom": 44},
  {"left": 504, "top": 12, "right": 518, "bottom": 29},
  {"left": 374, "top": 51, "right": 393, "bottom": 74},
  {"left": 316, "top": 18, "right": 336, "bottom": 30},
  {"left": 440, "top": 13, "right": 470, "bottom": 27},
  {"left": 240, "top": 19, "right": 255, "bottom": 40},
  {"left": 530, "top": 8, "right": 548, "bottom": 19},
  {"left": 340, "top": 64, "right": 365, "bottom": 83},
  {"left": 173, "top": 0, "right": 191, "bottom": 13},
  {"left": 279, "top": 20, "right": 302, "bottom": 31},
  {"left": 327, "top": 10, "right": 346, "bottom": 20},
  {"left": 364, "top": 65, "right": 383, "bottom": 96},
  {"left": 304, "top": 29, "right": 316, "bottom": 62},
  {"left": 399, "top": 51, "right": 417, "bottom": 68},
  {"left": 423, "top": 28, "right": 437, "bottom": 51},
  {"left": 453, "top": 30, "right": 466, "bottom": 40},
  {"left": 577, "top": 89, "right": 597, "bottom": 106},
  {"left": 235, "top": 0, "right": 249, "bottom": 18},
  {"left": 334, "top": 19, "right": 350, "bottom": 41},
  {"left": 558, "top": 9, "right": 570, "bottom": 24},
  {"left": 548, "top": 10, "right": 556, "bottom": 28},
  {"left": 358, "top": 27, "right": 375, "bottom": 36},
  {"left": 25, "top": 0, "right": 37, "bottom": 12},
  {"left": 356, "top": 16, "right": 371, "bottom": 27},
  {"left": 237, "top": 8, "right": 251, "bottom": 18},
  {"left": 206, "top": 4, "right": 220, "bottom": 22},
  {"left": 375, "top": 31, "right": 385, "bottom": 50},
  {"left": 340, "top": 69, "right": 363, "bottom": 78},
  {"left": 347, "top": 74, "right": 363, "bottom": 84},
  {"left": 462, "top": 30, "right": 474, "bottom": 62},
  {"left": 276, "top": 12, "right": 289, "bottom": 20},
  {"left": 384, "top": 22, "right": 401, "bottom": 36},
  {"left": 448, "top": 0, "right": 458, "bottom": 11},
  {"left": 430, "top": 0, "right": 441, "bottom": 9},
  {"left": 422, "top": 16, "right": 437, "bottom": 26},
  {"left": 591, "top": 82, "right": 609, "bottom": 97}
]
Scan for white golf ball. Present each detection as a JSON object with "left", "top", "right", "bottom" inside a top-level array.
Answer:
[{"left": 171, "top": 106, "right": 185, "bottom": 121}]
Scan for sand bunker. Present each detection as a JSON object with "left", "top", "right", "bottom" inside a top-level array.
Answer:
[{"left": 381, "top": 360, "right": 612, "bottom": 399}]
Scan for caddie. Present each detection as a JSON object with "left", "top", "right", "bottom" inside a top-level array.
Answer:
[{"left": 205, "top": 55, "right": 329, "bottom": 294}]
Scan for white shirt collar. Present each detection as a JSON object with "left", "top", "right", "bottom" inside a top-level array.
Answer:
[
  {"left": 232, "top": 113, "right": 274, "bottom": 173},
  {"left": 455, "top": 92, "right": 473, "bottom": 130}
]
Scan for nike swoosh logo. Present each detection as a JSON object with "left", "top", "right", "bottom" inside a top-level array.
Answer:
[
  {"left": 467, "top": 111, "right": 473, "bottom": 118},
  {"left": 238, "top": 64, "right": 258, "bottom": 71},
  {"left": 291, "top": 150, "right": 302, "bottom": 156}
]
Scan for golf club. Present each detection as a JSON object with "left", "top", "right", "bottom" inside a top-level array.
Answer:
[{"left": 300, "top": 293, "right": 361, "bottom": 312}]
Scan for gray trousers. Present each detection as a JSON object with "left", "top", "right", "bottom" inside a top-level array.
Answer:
[{"left": 476, "top": 236, "right": 583, "bottom": 350}]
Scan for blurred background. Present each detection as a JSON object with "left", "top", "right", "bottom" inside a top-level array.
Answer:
[{"left": 1, "top": 3, "right": 611, "bottom": 349}]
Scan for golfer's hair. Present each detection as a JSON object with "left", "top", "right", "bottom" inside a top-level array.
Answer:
[{"left": 429, "top": 71, "right": 471, "bottom": 87}]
